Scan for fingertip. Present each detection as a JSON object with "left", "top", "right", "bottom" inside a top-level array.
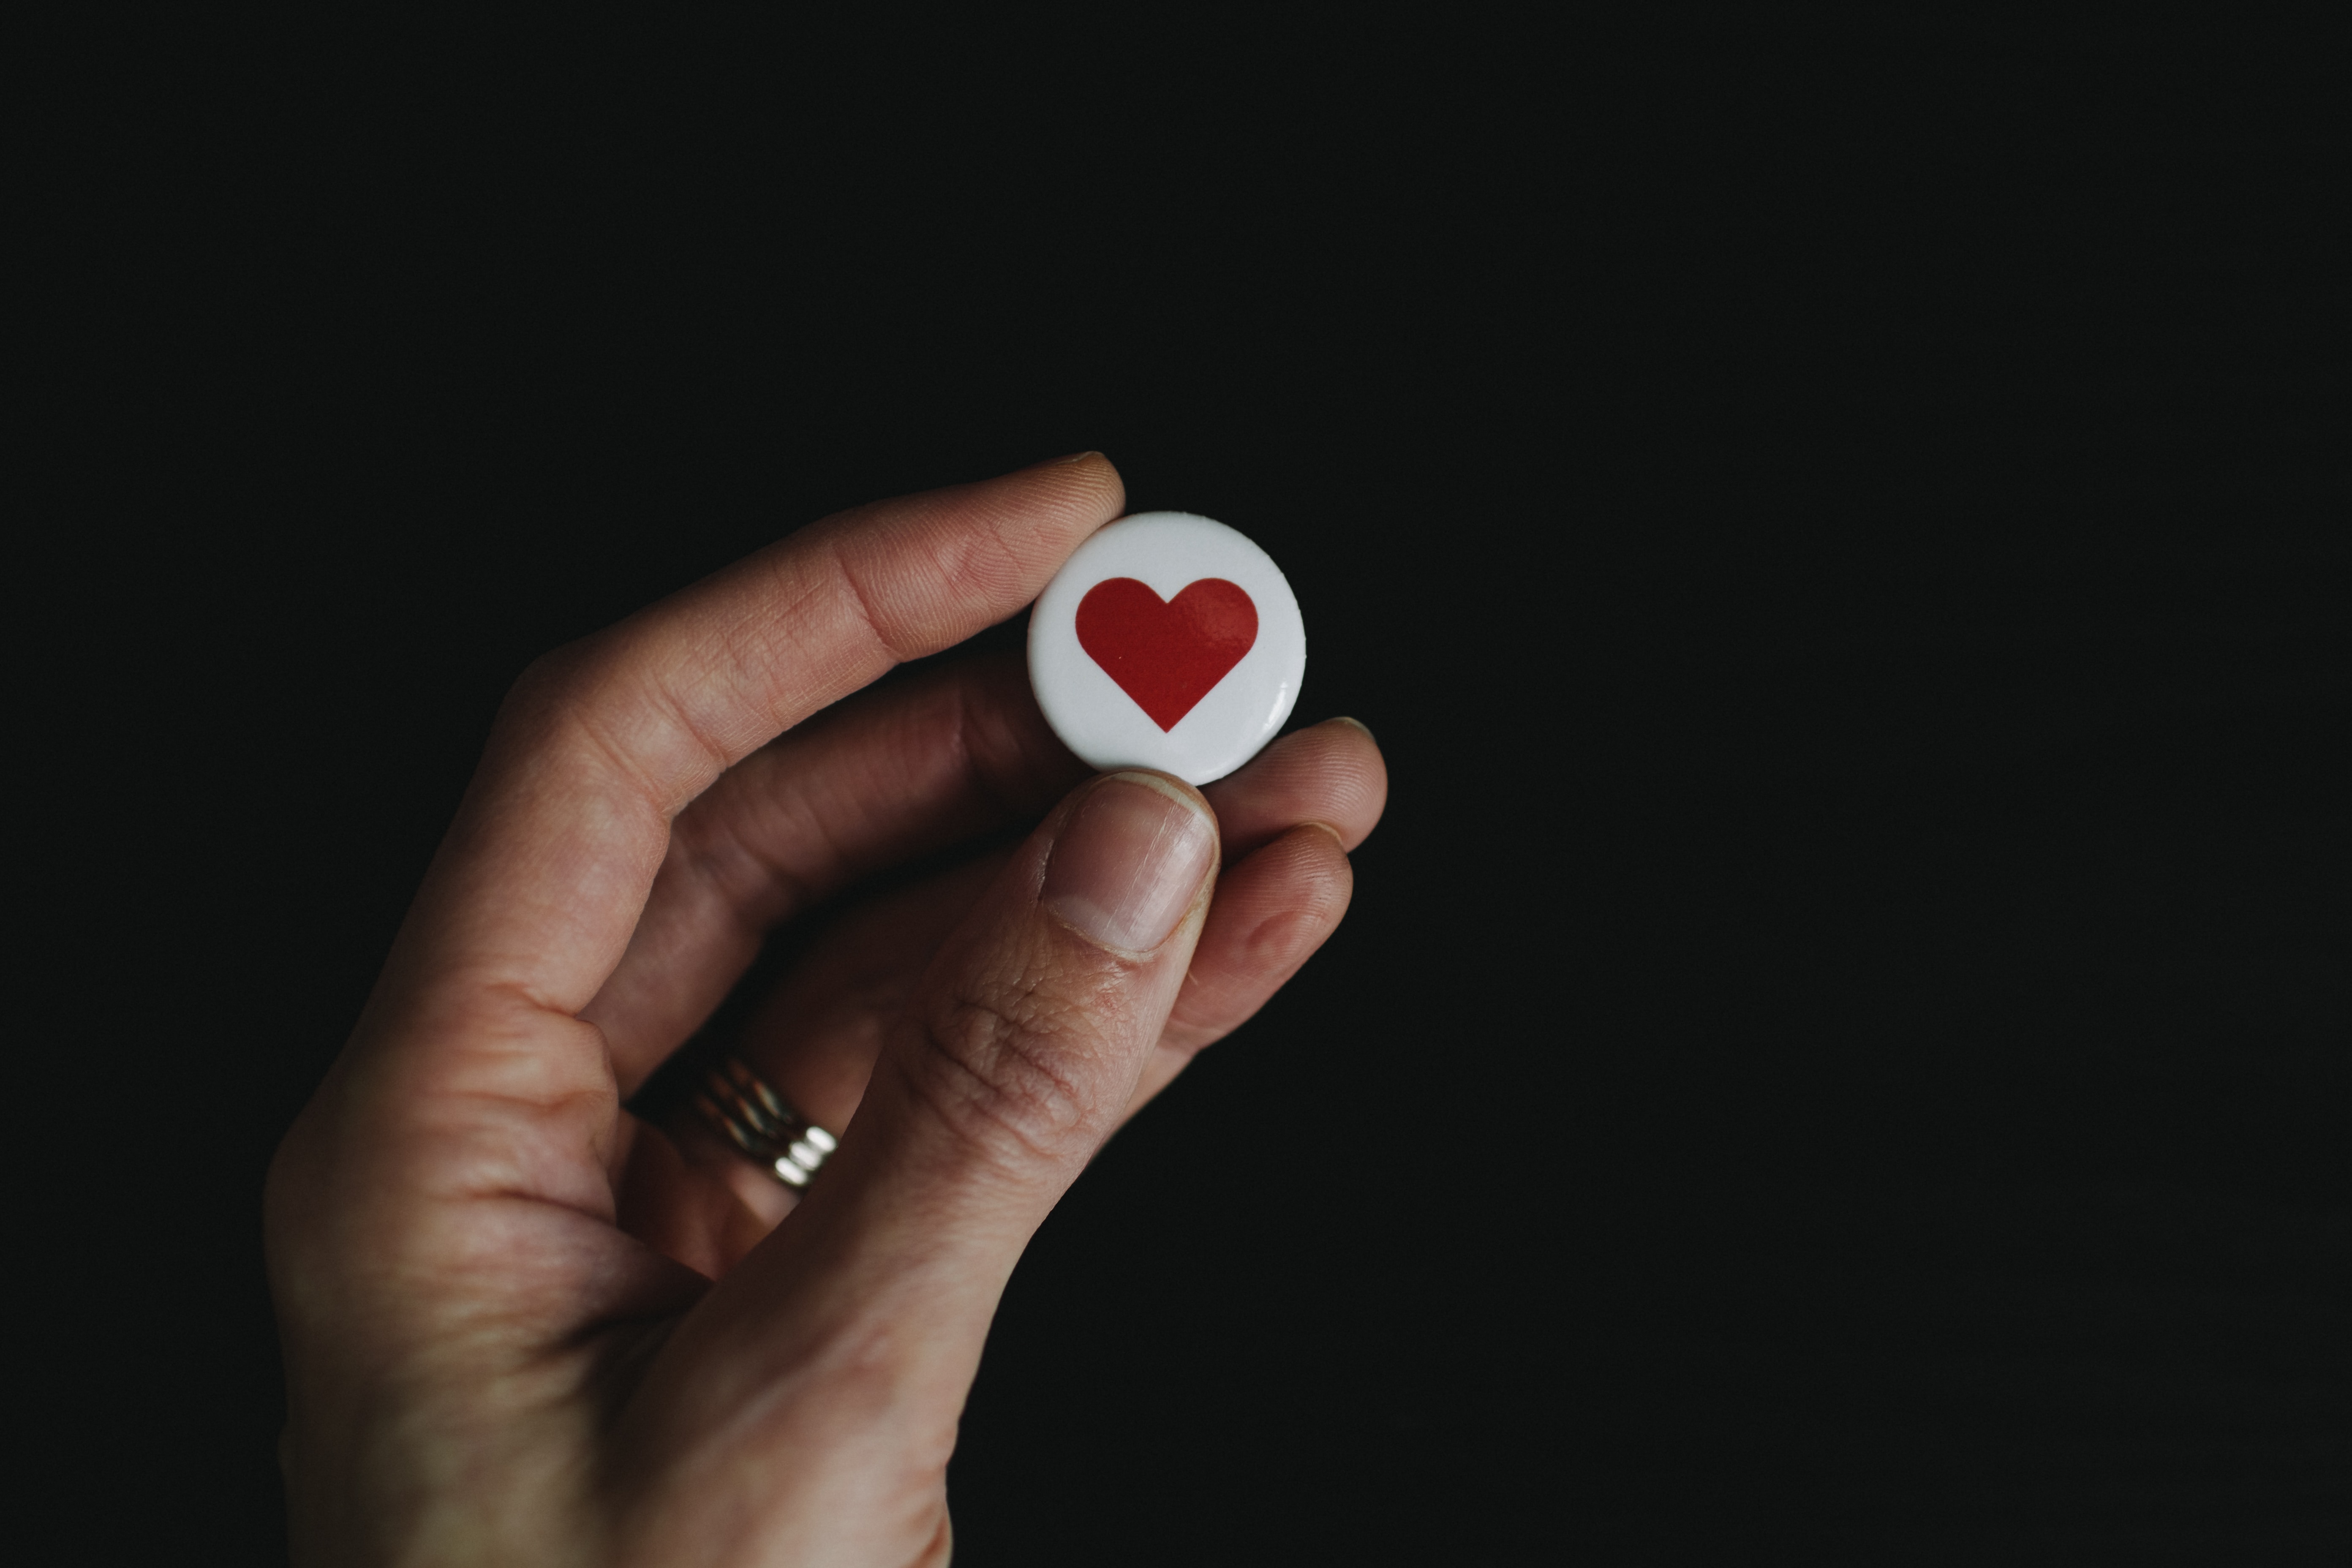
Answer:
[
  {"left": 1201, "top": 716, "right": 1388, "bottom": 855},
  {"left": 1004, "top": 450, "right": 1126, "bottom": 530},
  {"left": 1247, "top": 823, "right": 1356, "bottom": 968},
  {"left": 1314, "top": 717, "right": 1388, "bottom": 849},
  {"left": 1167, "top": 821, "right": 1354, "bottom": 1038},
  {"left": 1299, "top": 817, "right": 1352, "bottom": 854},
  {"left": 1215, "top": 821, "right": 1354, "bottom": 964},
  {"left": 817, "top": 455, "right": 1128, "bottom": 643}
]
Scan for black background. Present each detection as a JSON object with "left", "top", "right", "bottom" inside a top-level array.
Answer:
[{"left": 21, "top": 15, "right": 2349, "bottom": 1563}]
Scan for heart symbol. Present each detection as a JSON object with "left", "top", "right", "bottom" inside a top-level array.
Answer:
[{"left": 1075, "top": 577, "right": 1259, "bottom": 731}]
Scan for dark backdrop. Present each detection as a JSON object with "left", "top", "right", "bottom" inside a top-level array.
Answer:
[{"left": 23, "top": 16, "right": 2348, "bottom": 1563}]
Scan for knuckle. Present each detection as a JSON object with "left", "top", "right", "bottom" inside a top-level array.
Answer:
[
  {"left": 899, "top": 975, "right": 1120, "bottom": 1168},
  {"left": 513, "top": 637, "right": 596, "bottom": 702},
  {"left": 493, "top": 638, "right": 601, "bottom": 741}
]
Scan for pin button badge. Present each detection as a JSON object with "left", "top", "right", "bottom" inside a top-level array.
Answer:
[{"left": 1028, "top": 512, "right": 1306, "bottom": 785}]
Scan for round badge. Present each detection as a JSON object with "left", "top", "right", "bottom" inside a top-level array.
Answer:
[{"left": 1027, "top": 512, "right": 1305, "bottom": 786}]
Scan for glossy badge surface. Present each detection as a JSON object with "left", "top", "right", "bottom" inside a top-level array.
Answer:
[{"left": 1028, "top": 513, "right": 1305, "bottom": 785}]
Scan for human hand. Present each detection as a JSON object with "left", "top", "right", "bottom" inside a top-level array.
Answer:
[{"left": 264, "top": 455, "right": 1387, "bottom": 1566}]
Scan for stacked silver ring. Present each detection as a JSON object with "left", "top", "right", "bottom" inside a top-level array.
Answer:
[{"left": 693, "top": 1056, "right": 838, "bottom": 1190}]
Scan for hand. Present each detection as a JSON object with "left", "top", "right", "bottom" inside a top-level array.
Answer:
[{"left": 264, "top": 455, "right": 1388, "bottom": 1566}]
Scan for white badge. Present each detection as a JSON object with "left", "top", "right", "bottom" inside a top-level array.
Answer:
[{"left": 1027, "top": 513, "right": 1306, "bottom": 786}]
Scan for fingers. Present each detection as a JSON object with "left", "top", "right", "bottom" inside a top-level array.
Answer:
[
  {"left": 316, "top": 457, "right": 1122, "bottom": 1231},
  {"left": 626, "top": 772, "right": 1219, "bottom": 1484},
  {"left": 1201, "top": 713, "right": 1386, "bottom": 855},
  {"left": 629, "top": 717, "right": 1383, "bottom": 1275},
  {"left": 376, "top": 454, "right": 1122, "bottom": 1034},
  {"left": 723, "top": 853, "right": 1010, "bottom": 1141},
  {"left": 718, "top": 716, "right": 1380, "bottom": 1134},
  {"left": 583, "top": 651, "right": 1083, "bottom": 1096},
  {"left": 1119, "top": 714, "right": 1385, "bottom": 1107},
  {"left": 1125, "top": 819, "right": 1356, "bottom": 1112},
  {"left": 638, "top": 850, "right": 1010, "bottom": 1264}
]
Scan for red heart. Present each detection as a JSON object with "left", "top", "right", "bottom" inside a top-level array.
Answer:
[{"left": 1074, "top": 577, "right": 1259, "bottom": 731}]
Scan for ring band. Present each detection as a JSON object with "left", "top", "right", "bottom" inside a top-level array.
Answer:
[{"left": 692, "top": 1056, "right": 838, "bottom": 1190}]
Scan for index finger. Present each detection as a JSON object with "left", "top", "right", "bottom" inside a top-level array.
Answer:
[{"left": 375, "top": 454, "right": 1124, "bottom": 1024}]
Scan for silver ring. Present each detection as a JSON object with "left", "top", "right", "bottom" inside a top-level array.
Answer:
[{"left": 692, "top": 1056, "right": 838, "bottom": 1190}]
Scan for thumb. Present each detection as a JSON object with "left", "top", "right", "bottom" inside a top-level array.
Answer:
[
  {"left": 635, "top": 771, "right": 1220, "bottom": 1471},
  {"left": 836, "top": 765, "right": 1222, "bottom": 1243}
]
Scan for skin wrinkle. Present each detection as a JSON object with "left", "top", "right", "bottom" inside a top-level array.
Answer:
[
  {"left": 871, "top": 477, "right": 1067, "bottom": 609},
  {"left": 969, "top": 504, "right": 1030, "bottom": 608},
  {"left": 669, "top": 733, "right": 1358, "bottom": 1168},
  {"left": 1245, "top": 906, "right": 1327, "bottom": 969},
  {"left": 673, "top": 789, "right": 825, "bottom": 939},
  {"left": 900, "top": 972, "right": 1113, "bottom": 1169},
  {"left": 965, "top": 487, "right": 1070, "bottom": 606},
  {"left": 936, "top": 667, "right": 1062, "bottom": 820},
  {"left": 397, "top": 1206, "right": 624, "bottom": 1304},
  {"left": 1211, "top": 749, "right": 1381, "bottom": 855},
  {"left": 761, "top": 568, "right": 887, "bottom": 705},
  {"left": 727, "top": 554, "right": 865, "bottom": 737},
  {"left": 614, "top": 1270, "right": 957, "bottom": 1522},
  {"left": 824, "top": 531, "right": 929, "bottom": 668},
  {"left": 765, "top": 777, "right": 867, "bottom": 910},
  {"left": 585, "top": 664, "right": 1064, "bottom": 1090},
  {"left": 267, "top": 460, "right": 1387, "bottom": 1568},
  {"left": 390, "top": 1023, "right": 621, "bottom": 1211},
  {"left": 433, "top": 717, "right": 681, "bottom": 1019},
  {"left": 658, "top": 675, "right": 982, "bottom": 953},
  {"left": 609, "top": 505, "right": 1006, "bottom": 781},
  {"left": 540, "top": 666, "right": 713, "bottom": 826},
  {"left": 673, "top": 661, "right": 1044, "bottom": 934},
  {"left": 944, "top": 672, "right": 1035, "bottom": 826},
  {"left": 617, "top": 654, "right": 754, "bottom": 813},
  {"left": 397, "top": 985, "right": 609, "bottom": 1095},
  {"left": 412, "top": 1135, "right": 614, "bottom": 1225},
  {"left": 693, "top": 571, "right": 815, "bottom": 747},
  {"left": 411, "top": 1074, "right": 618, "bottom": 1127}
]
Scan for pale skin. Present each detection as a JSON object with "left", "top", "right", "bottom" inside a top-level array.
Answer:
[{"left": 265, "top": 454, "right": 1389, "bottom": 1566}]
